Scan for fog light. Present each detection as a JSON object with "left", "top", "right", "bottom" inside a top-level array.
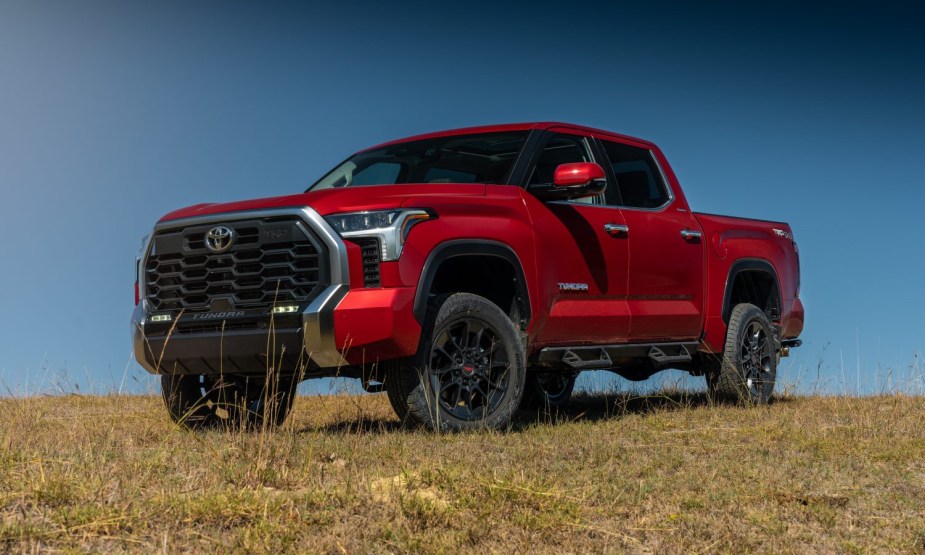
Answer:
[
  {"left": 150, "top": 314, "right": 172, "bottom": 323},
  {"left": 271, "top": 305, "right": 299, "bottom": 314}
]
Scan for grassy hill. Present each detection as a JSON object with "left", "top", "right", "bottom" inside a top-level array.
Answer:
[{"left": 1, "top": 392, "right": 923, "bottom": 553}]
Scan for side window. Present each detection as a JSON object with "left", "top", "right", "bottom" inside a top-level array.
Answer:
[
  {"left": 600, "top": 140, "right": 670, "bottom": 209},
  {"left": 528, "top": 134, "right": 603, "bottom": 205}
]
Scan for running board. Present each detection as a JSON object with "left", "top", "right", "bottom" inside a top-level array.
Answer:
[
  {"left": 648, "top": 345, "right": 692, "bottom": 364},
  {"left": 537, "top": 342, "right": 699, "bottom": 370},
  {"left": 561, "top": 348, "right": 612, "bottom": 370}
]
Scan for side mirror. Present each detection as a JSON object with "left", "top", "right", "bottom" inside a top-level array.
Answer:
[
  {"left": 554, "top": 162, "right": 606, "bottom": 187},
  {"left": 529, "top": 162, "right": 607, "bottom": 201}
]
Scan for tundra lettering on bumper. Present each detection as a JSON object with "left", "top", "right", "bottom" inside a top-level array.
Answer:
[{"left": 132, "top": 207, "right": 350, "bottom": 374}]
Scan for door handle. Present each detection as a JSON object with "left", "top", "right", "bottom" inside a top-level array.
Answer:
[
  {"left": 680, "top": 229, "right": 702, "bottom": 241},
  {"left": 604, "top": 223, "right": 629, "bottom": 236}
]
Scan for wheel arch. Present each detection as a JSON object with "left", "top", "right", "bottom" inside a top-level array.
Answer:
[
  {"left": 722, "top": 258, "right": 783, "bottom": 324},
  {"left": 412, "top": 240, "right": 532, "bottom": 330}
]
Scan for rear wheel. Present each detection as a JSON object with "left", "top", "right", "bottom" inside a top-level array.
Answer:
[
  {"left": 707, "top": 303, "right": 777, "bottom": 404},
  {"left": 161, "top": 374, "right": 296, "bottom": 429},
  {"left": 520, "top": 370, "right": 576, "bottom": 411},
  {"left": 388, "top": 293, "right": 526, "bottom": 431}
]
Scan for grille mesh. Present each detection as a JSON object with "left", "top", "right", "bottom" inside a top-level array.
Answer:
[
  {"left": 145, "top": 217, "right": 325, "bottom": 312},
  {"left": 350, "top": 237, "right": 381, "bottom": 288}
]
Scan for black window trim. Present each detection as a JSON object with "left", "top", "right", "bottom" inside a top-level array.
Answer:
[
  {"left": 594, "top": 137, "right": 676, "bottom": 213},
  {"left": 520, "top": 130, "right": 617, "bottom": 209}
]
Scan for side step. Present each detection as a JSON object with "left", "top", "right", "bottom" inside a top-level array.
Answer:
[
  {"left": 561, "top": 348, "right": 612, "bottom": 370},
  {"left": 538, "top": 341, "right": 699, "bottom": 370},
  {"left": 647, "top": 345, "right": 692, "bottom": 364}
]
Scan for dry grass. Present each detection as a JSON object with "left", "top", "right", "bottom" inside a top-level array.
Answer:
[{"left": 1, "top": 391, "right": 923, "bottom": 553}]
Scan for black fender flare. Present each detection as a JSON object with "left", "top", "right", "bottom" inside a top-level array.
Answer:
[
  {"left": 412, "top": 239, "right": 531, "bottom": 326},
  {"left": 721, "top": 258, "right": 782, "bottom": 323}
]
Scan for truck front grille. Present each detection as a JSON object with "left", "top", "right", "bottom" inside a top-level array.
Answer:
[{"left": 145, "top": 217, "right": 327, "bottom": 312}]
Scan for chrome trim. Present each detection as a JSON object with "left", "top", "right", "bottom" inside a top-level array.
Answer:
[
  {"left": 301, "top": 283, "right": 348, "bottom": 367},
  {"left": 333, "top": 208, "right": 432, "bottom": 261},
  {"left": 132, "top": 228, "right": 157, "bottom": 373},
  {"left": 131, "top": 206, "right": 350, "bottom": 372},
  {"left": 680, "top": 229, "right": 703, "bottom": 240},
  {"left": 204, "top": 225, "right": 235, "bottom": 253},
  {"left": 603, "top": 223, "right": 629, "bottom": 236},
  {"left": 131, "top": 301, "right": 156, "bottom": 373}
]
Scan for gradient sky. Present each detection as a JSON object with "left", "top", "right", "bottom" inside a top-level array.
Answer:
[{"left": 1, "top": 1, "right": 923, "bottom": 395}]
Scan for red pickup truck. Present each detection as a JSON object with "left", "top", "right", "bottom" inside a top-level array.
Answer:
[{"left": 132, "top": 122, "right": 804, "bottom": 431}]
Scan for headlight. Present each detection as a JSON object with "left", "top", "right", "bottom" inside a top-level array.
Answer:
[{"left": 324, "top": 209, "right": 433, "bottom": 261}]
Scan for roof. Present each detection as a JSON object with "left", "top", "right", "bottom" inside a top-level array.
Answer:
[{"left": 361, "top": 122, "right": 657, "bottom": 152}]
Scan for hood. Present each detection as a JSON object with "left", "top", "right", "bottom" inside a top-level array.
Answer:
[{"left": 158, "top": 184, "right": 487, "bottom": 222}]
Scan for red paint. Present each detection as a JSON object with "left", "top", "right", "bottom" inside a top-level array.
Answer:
[
  {"left": 333, "top": 287, "right": 420, "bottom": 364},
  {"left": 553, "top": 162, "right": 605, "bottom": 186},
  {"left": 151, "top": 122, "right": 803, "bottom": 368}
]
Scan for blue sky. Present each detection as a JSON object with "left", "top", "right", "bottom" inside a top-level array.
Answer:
[{"left": 1, "top": 1, "right": 923, "bottom": 395}]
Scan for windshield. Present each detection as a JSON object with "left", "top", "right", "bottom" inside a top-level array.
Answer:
[{"left": 307, "top": 131, "right": 528, "bottom": 191}]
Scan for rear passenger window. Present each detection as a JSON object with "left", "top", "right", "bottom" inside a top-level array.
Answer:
[{"left": 600, "top": 141, "right": 670, "bottom": 209}]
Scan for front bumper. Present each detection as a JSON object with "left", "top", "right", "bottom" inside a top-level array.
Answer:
[
  {"left": 132, "top": 206, "right": 350, "bottom": 375},
  {"left": 132, "top": 286, "right": 347, "bottom": 375},
  {"left": 132, "top": 206, "right": 423, "bottom": 376},
  {"left": 132, "top": 285, "right": 422, "bottom": 375}
]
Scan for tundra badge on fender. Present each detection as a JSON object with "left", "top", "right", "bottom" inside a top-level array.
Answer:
[{"left": 558, "top": 282, "right": 589, "bottom": 292}]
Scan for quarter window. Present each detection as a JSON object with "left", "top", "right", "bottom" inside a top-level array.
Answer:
[{"left": 600, "top": 140, "right": 670, "bottom": 209}]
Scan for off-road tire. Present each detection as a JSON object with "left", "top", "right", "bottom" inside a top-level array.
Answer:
[
  {"left": 226, "top": 374, "right": 298, "bottom": 429},
  {"left": 520, "top": 370, "right": 576, "bottom": 411},
  {"left": 707, "top": 303, "right": 778, "bottom": 404},
  {"left": 161, "top": 373, "right": 296, "bottom": 429},
  {"left": 387, "top": 293, "right": 526, "bottom": 431},
  {"left": 383, "top": 360, "right": 411, "bottom": 424},
  {"left": 161, "top": 374, "right": 224, "bottom": 429}
]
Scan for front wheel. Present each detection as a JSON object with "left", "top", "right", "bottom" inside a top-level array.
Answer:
[
  {"left": 161, "top": 374, "right": 296, "bottom": 429},
  {"left": 707, "top": 303, "right": 778, "bottom": 404},
  {"left": 389, "top": 293, "right": 526, "bottom": 431}
]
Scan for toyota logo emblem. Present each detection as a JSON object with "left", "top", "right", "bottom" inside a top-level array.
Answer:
[{"left": 205, "top": 225, "right": 235, "bottom": 253}]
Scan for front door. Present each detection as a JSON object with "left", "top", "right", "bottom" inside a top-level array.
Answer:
[{"left": 524, "top": 131, "right": 631, "bottom": 345}]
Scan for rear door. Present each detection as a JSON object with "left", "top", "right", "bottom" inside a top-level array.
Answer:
[
  {"left": 522, "top": 130, "right": 631, "bottom": 345},
  {"left": 596, "top": 138, "right": 705, "bottom": 341}
]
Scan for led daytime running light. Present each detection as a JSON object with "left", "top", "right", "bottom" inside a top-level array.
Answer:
[{"left": 324, "top": 209, "right": 433, "bottom": 261}]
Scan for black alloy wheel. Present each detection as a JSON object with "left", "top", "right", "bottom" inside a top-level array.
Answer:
[
  {"left": 739, "top": 320, "right": 774, "bottom": 399},
  {"left": 386, "top": 293, "right": 526, "bottom": 431},
  {"left": 707, "top": 303, "right": 778, "bottom": 404},
  {"left": 428, "top": 317, "right": 511, "bottom": 421}
]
